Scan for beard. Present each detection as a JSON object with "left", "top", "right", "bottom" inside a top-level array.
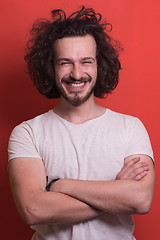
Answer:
[{"left": 56, "top": 76, "right": 96, "bottom": 107}]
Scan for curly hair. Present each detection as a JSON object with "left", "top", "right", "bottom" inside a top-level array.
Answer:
[{"left": 24, "top": 6, "right": 122, "bottom": 99}]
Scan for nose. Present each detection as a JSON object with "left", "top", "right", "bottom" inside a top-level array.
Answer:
[{"left": 70, "top": 63, "right": 83, "bottom": 80}]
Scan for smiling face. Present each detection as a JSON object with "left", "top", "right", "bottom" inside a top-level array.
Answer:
[{"left": 54, "top": 35, "right": 97, "bottom": 106}]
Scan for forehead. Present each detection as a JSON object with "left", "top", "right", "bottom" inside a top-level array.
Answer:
[{"left": 53, "top": 35, "right": 97, "bottom": 59}]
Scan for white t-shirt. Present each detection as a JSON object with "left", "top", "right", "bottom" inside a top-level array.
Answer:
[{"left": 8, "top": 109, "right": 154, "bottom": 240}]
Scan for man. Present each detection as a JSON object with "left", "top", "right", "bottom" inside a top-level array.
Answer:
[{"left": 8, "top": 6, "right": 155, "bottom": 240}]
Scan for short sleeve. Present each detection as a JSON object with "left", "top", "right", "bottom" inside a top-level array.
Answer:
[
  {"left": 8, "top": 122, "right": 41, "bottom": 162},
  {"left": 125, "top": 117, "right": 154, "bottom": 163}
]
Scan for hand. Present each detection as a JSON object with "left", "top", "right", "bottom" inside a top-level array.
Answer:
[{"left": 116, "top": 157, "right": 150, "bottom": 181}]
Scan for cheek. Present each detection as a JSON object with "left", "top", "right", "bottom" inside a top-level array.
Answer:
[
  {"left": 84, "top": 65, "right": 97, "bottom": 75},
  {"left": 90, "top": 68, "right": 97, "bottom": 80},
  {"left": 54, "top": 69, "right": 63, "bottom": 83},
  {"left": 55, "top": 67, "right": 71, "bottom": 80}
]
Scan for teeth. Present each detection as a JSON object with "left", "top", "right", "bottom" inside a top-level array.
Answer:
[{"left": 68, "top": 82, "right": 85, "bottom": 87}]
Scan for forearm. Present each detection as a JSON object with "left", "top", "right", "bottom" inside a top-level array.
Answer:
[
  {"left": 52, "top": 178, "right": 153, "bottom": 215},
  {"left": 8, "top": 158, "right": 102, "bottom": 226},
  {"left": 52, "top": 156, "right": 154, "bottom": 215},
  {"left": 15, "top": 189, "right": 102, "bottom": 226}
]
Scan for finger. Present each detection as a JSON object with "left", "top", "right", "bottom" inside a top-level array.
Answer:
[
  {"left": 134, "top": 162, "right": 150, "bottom": 171},
  {"left": 125, "top": 161, "right": 149, "bottom": 176},
  {"left": 125, "top": 157, "right": 140, "bottom": 167},
  {"left": 132, "top": 164, "right": 149, "bottom": 179},
  {"left": 132, "top": 163, "right": 149, "bottom": 175},
  {"left": 123, "top": 160, "right": 145, "bottom": 175},
  {"left": 134, "top": 171, "right": 148, "bottom": 181},
  {"left": 116, "top": 159, "right": 149, "bottom": 180},
  {"left": 116, "top": 159, "right": 141, "bottom": 180},
  {"left": 120, "top": 162, "right": 149, "bottom": 180}
]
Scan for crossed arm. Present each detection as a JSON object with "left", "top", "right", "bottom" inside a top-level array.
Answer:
[{"left": 8, "top": 154, "right": 155, "bottom": 226}]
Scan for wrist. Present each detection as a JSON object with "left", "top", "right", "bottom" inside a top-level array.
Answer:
[
  {"left": 51, "top": 178, "right": 70, "bottom": 193},
  {"left": 46, "top": 178, "right": 60, "bottom": 191}
]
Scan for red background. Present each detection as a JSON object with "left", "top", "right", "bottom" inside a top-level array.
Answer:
[{"left": 1, "top": 0, "right": 159, "bottom": 239}]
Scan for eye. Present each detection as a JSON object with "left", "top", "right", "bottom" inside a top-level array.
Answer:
[
  {"left": 82, "top": 61, "right": 93, "bottom": 64},
  {"left": 59, "top": 62, "right": 71, "bottom": 65},
  {"left": 81, "top": 58, "right": 95, "bottom": 65}
]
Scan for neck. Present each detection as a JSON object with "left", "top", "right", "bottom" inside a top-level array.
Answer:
[{"left": 53, "top": 95, "right": 106, "bottom": 124}]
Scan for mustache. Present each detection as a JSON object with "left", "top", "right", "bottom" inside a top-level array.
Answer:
[{"left": 62, "top": 76, "right": 92, "bottom": 83}]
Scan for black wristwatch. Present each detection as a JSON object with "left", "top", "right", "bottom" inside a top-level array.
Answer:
[{"left": 46, "top": 178, "right": 60, "bottom": 191}]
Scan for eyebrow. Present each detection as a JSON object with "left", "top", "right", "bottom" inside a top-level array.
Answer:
[
  {"left": 56, "top": 58, "right": 71, "bottom": 63},
  {"left": 82, "top": 57, "right": 96, "bottom": 62},
  {"left": 56, "top": 57, "right": 96, "bottom": 63}
]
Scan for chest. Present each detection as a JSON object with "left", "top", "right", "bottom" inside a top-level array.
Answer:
[{"left": 38, "top": 122, "right": 126, "bottom": 181}]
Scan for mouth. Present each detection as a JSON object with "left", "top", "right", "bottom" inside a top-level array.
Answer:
[
  {"left": 62, "top": 76, "right": 92, "bottom": 90},
  {"left": 66, "top": 81, "right": 86, "bottom": 87},
  {"left": 63, "top": 81, "right": 88, "bottom": 91}
]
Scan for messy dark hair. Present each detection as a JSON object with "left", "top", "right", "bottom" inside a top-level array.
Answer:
[{"left": 24, "top": 6, "right": 122, "bottom": 99}]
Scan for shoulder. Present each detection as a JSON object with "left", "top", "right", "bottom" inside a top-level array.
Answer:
[
  {"left": 9, "top": 110, "right": 55, "bottom": 147},
  {"left": 106, "top": 110, "right": 154, "bottom": 162},
  {"left": 105, "top": 109, "right": 151, "bottom": 140},
  {"left": 11, "top": 110, "right": 53, "bottom": 133},
  {"left": 106, "top": 109, "right": 142, "bottom": 127},
  {"left": 8, "top": 110, "right": 54, "bottom": 161}
]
